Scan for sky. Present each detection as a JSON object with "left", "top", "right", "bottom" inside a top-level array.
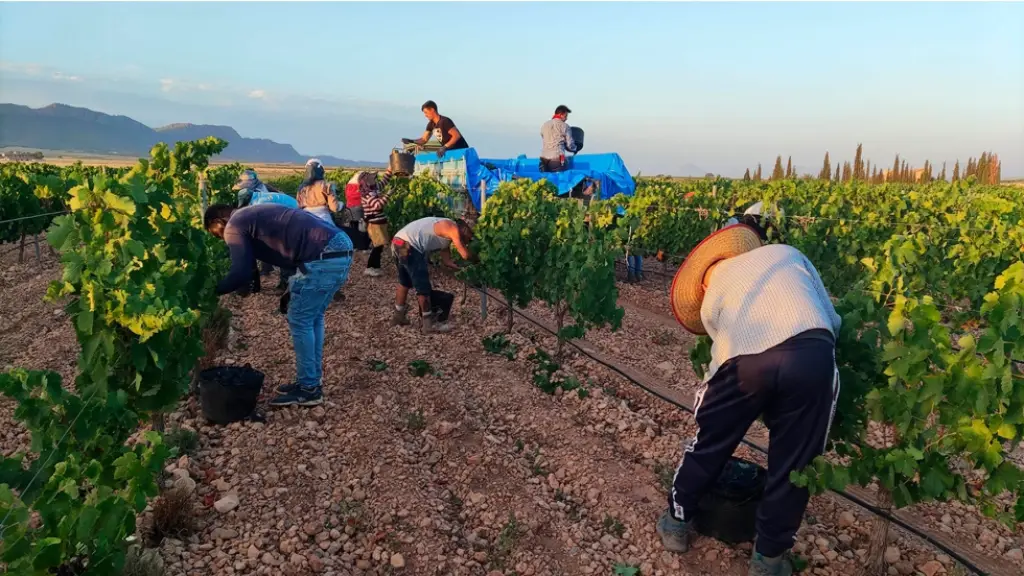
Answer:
[{"left": 1, "top": 1, "right": 1022, "bottom": 177}]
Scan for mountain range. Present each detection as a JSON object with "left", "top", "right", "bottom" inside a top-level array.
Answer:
[{"left": 0, "top": 103, "right": 385, "bottom": 167}]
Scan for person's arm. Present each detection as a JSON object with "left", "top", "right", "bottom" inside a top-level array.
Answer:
[
  {"left": 327, "top": 183, "right": 342, "bottom": 213},
  {"left": 436, "top": 220, "right": 472, "bottom": 261},
  {"left": 438, "top": 248, "right": 459, "bottom": 270},
  {"left": 216, "top": 226, "right": 256, "bottom": 295},
  {"left": 446, "top": 126, "right": 462, "bottom": 148},
  {"left": 563, "top": 123, "right": 576, "bottom": 153},
  {"left": 801, "top": 251, "right": 842, "bottom": 335}
]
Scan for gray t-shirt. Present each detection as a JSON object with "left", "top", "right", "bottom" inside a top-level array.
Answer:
[{"left": 395, "top": 217, "right": 453, "bottom": 254}]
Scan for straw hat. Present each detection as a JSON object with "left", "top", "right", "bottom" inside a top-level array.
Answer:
[{"left": 669, "top": 224, "right": 763, "bottom": 335}]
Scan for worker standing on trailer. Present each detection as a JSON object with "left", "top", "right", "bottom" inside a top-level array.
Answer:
[
  {"left": 539, "top": 105, "right": 578, "bottom": 173},
  {"left": 402, "top": 100, "right": 469, "bottom": 159},
  {"left": 390, "top": 216, "right": 474, "bottom": 333},
  {"left": 203, "top": 203, "right": 354, "bottom": 408},
  {"left": 659, "top": 224, "right": 841, "bottom": 576}
]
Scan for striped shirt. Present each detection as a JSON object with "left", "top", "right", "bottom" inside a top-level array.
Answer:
[
  {"left": 700, "top": 244, "right": 841, "bottom": 382},
  {"left": 360, "top": 171, "right": 394, "bottom": 224}
]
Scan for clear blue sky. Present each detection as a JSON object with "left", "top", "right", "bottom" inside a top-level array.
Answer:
[{"left": 1, "top": 2, "right": 1022, "bottom": 176}]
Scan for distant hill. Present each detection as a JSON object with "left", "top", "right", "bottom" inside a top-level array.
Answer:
[{"left": 0, "top": 103, "right": 385, "bottom": 167}]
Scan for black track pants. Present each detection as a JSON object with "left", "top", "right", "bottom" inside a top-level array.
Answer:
[{"left": 669, "top": 329, "right": 840, "bottom": 558}]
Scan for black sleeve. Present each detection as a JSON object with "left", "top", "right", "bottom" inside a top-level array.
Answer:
[{"left": 425, "top": 120, "right": 436, "bottom": 133}]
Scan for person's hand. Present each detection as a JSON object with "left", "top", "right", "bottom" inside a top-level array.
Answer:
[{"left": 436, "top": 146, "right": 447, "bottom": 159}]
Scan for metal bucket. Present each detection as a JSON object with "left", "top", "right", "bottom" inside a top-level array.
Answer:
[{"left": 389, "top": 149, "right": 416, "bottom": 175}]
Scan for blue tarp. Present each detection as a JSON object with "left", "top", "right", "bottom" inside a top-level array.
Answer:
[
  {"left": 478, "top": 153, "right": 636, "bottom": 202},
  {"left": 412, "top": 148, "right": 636, "bottom": 212}
]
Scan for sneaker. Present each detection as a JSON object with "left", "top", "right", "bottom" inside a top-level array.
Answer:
[
  {"left": 748, "top": 551, "right": 794, "bottom": 576},
  {"left": 275, "top": 382, "right": 298, "bottom": 394},
  {"left": 656, "top": 509, "right": 694, "bottom": 554},
  {"left": 269, "top": 386, "right": 323, "bottom": 407},
  {"left": 363, "top": 267, "right": 384, "bottom": 277}
]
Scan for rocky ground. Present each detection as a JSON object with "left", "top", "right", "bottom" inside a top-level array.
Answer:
[{"left": 1, "top": 245, "right": 1022, "bottom": 576}]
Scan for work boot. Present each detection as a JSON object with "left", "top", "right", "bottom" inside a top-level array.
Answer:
[
  {"left": 421, "top": 311, "right": 452, "bottom": 334},
  {"left": 391, "top": 306, "right": 410, "bottom": 326},
  {"left": 363, "top": 267, "right": 384, "bottom": 277},
  {"left": 748, "top": 551, "right": 794, "bottom": 576},
  {"left": 656, "top": 510, "right": 694, "bottom": 554},
  {"left": 626, "top": 270, "right": 637, "bottom": 283}
]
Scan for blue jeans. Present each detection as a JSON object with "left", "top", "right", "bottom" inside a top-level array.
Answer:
[
  {"left": 287, "top": 232, "right": 353, "bottom": 389},
  {"left": 627, "top": 255, "right": 643, "bottom": 275}
]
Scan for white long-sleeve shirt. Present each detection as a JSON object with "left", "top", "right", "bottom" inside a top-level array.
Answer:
[
  {"left": 700, "top": 244, "right": 842, "bottom": 382},
  {"left": 540, "top": 117, "right": 576, "bottom": 160}
]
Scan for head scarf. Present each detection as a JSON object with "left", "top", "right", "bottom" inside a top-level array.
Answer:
[
  {"left": 300, "top": 159, "right": 326, "bottom": 189},
  {"left": 234, "top": 169, "right": 270, "bottom": 207},
  {"left": 357, "top": 171, "right": 379, "bottom": 197}
]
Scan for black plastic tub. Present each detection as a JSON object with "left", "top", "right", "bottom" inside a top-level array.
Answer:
[
  {"left": 694, "top": 457, "right": 767, "bottom": 544},
  {"left": 198, "top": 366, "right": 265, "bottom": 425},
  {"left": 431, "top": 290, "right": 455, "bottom": 322}
]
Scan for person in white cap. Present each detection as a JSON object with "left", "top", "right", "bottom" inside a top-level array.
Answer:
[
  {"left": 724, "top": 201, "right": 785, "bottom": 242},
  {"left": 659, "top": 224, "right": 841, "bottom": 576}
]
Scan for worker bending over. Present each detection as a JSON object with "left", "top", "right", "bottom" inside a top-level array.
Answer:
[
  {"left": 233, "top": 168, "right": 298, "bottom": 289},
  {"left": 660, "top": 224, "right": 841, "bottom": 576},
  {"left": 390, "top": 216, "right": 474, "bottom": 333},
  {"left": 539, "top": 105, "right": 578, "bottom": 173},
  {"left": 204, "top": 203, "right": 354, "bottom": 408}
]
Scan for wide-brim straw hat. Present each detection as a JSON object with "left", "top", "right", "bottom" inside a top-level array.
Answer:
[{"left": 670, "top": 224, "right": 763, "bottom": 335}]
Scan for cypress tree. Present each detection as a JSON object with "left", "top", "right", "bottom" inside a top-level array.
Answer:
[
  {"left": 819, "top": 152, "right": 832, "bottom": 181},
  {"left": 853, "top": 143, "right": 864, "bottom": 180},
  {"left": 992, "top": 153, "right": 1001, "bottom": 183},
  {"left": 743, "top": 168, "right": 751, "bottom": 181},
  {"left": 772, "top": 155, "right": 785, "bottom": 180},
  {"left": 785, "top": 156, "right": 793, "bottom": 179},
  {"left": 978, "top": 152, "right": 990, "bottom": 183},
  {"left": 754, "top": 163, "right": 763, "bottom": 182},
  {"left": 938, "top": 162, "right": 946, "bottom": 182},
  {"left": 952, "top": 160, "right": 960, "bottom": 182},
  {"left": 834, "top": 164, "right": 840, "bottom": 182},
  {"left": 891, "top": 154, "right": 900, "bottom": 183},
  {"left": 841, "top": 162, "right": 852, "bottom": 182}
]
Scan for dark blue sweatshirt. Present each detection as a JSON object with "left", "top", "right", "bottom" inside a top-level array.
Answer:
[{"left": 216, "top": 204, "right": 339, "bottom": 295}]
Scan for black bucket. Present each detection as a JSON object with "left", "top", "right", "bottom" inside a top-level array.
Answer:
[
  {"left": 431, "top": 290, "right": 455, "bottom": 322},
  {"left": 694, "top": 457, "right": 767, "bottom": 544},
  {"left": 198, "top": 366, "right": 265, "bottom": 425},
  {"left": 570, "top": 126, "right": 584, "bottom": 153},
  {"left": 389, "top": 149, "right": 416, "bottom": 175}
]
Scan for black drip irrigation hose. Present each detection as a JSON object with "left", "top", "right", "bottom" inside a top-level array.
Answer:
[
  {"left": 465, "top": 282, "right": 991, "bottom": 576},
  {"left": 0, "top": 210, "right": 69, "bottom": 225}
]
